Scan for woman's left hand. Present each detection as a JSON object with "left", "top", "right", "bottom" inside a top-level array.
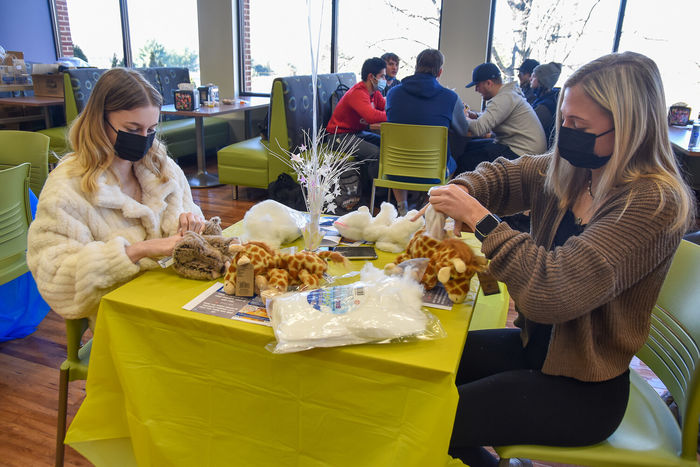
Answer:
[
  {"left": 178, "top": 212, "right": 206, "bottom": 234},
  {"left": 427, "top": 184, "right": 491, "bottom": 236}
]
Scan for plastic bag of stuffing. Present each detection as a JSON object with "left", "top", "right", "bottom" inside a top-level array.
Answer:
[{"left": 265, "top": 262, "right": 446, "bottom": 353}]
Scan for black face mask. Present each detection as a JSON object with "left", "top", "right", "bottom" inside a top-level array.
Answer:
[
  {"left": 106, "top": 120, "right": 156, "bottom": 162},
  {"left": 557, "top": 125, "right": 614, "bottom": 169}
]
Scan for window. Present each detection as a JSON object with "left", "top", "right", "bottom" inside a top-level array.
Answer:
[
  {"left": 335, "top": 0, "right": 441, "bottom": 82},
  {"left": 241, "top": 0, "right": 332, "bottom": 94},
  {"left": 238, "top": 0, "right": 443, "bottom": 94},
  {"left": 57, "top": 0, "right": 201, "bottom": 84},
  {"left": 618, "top": 1, "right": 700, "bottom": 119},
  {"left": 128, "top": 0, "right": 201, "bottom": 84},
  {"left": 64, "top": 0, "right": 123, "bottom": 68},
  {"left": 490, "top": 0, "right": 619, "bottom": 85}
]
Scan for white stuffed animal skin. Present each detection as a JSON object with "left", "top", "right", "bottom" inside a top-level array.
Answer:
[
  {"left": 333, "top": 206, "right": 372, "bottom": 241},
  {"left": 333, "top": 203, "right": 425, "bottom": 253},
  {"left": 375, "top": 209, "right": 425, "bottom": 253},
  {"left": 363, "top": 203, "right": 398, "bottom": 243},
  {"left": 241, "top": 200, "right": 304, "bottom": 249}
]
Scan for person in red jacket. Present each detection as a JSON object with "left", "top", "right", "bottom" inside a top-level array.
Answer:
[{"left": 327, "top": 57, "right": 387, "bottom": 203}]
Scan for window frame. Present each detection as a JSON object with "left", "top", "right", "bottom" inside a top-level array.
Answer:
[{"left": 236, "top": 0, "right": 445, "bottom": 97}]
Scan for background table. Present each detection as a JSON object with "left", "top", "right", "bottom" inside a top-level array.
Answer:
[
  {"left": 0, "top": 95, "right": 64, "bottom": 128},
  {"left": 668, "top": 125, "right": 700, "bottom": 157},
  {"left": 64, "top": 227, "right": 485, "bottom": 466},
  {"left": 160, "top": 96, "right": 269, "bottom": 189}
]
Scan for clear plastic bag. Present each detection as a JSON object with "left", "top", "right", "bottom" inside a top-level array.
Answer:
[{"left": 265, "top": 263, "right": 446, "bottom": 353}]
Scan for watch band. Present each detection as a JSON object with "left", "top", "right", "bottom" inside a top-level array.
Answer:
[{"left": 474, "top": 213, "right": 501, "bottom": 242}]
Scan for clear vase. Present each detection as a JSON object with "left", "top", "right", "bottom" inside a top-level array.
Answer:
[{"left": 303, "top": 210, "right": 323, "bottom": 252}]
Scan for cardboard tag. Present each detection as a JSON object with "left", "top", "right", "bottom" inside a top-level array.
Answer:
[
  {"left": 477, "top": 270, "right": 500, "bottom": 295},
  {"left": 235, "top": 262, "right": 255, "bottom": 297}
]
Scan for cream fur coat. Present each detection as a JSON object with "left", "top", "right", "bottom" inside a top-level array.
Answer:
[{"left": 27, "top": 156, "right": 202, "bottom": 322}]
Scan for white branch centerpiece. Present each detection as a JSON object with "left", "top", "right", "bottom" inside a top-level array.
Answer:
[{"left": 268, "top": 0, "right": 361, "bottom": 251}]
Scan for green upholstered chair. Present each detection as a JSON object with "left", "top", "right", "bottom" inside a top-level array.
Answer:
[
  {"left": 38, "top": 68, "right": 229, "bottom": 160},
  {"left": 55, "top": 318, "right": 92, "bottom": 467},
  {"left": 370, "top": 122, "right": 448, "bottom": 212},
  {"left": 0, "top": 163, "right": 32, "bottom": 285},
  {"left": 217, "top": 72, "right": 356, "bottom": 197},
  {"left": 495, "top": 239, "right": 700, "bottom": 467},
  {"left": 0, "top": 130, "right": 50, "bottom": 196}
]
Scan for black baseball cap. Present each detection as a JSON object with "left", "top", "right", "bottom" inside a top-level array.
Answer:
[
  {"left": 517, "top": 58, "right": 539, "bottom": 75},
  {"left": 465, "top": 63, "right": 501, "bottom": 88}
]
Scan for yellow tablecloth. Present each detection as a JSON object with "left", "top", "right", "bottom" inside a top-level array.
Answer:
[{"left": 66, "top": 225, "right": 476, "bottom": 466}]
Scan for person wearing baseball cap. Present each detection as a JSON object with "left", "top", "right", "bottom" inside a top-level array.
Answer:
[
  {"left": 457, "top": 62, "right": 546, "bottom": 175},
  {"left": 518, "top": 58, "right": 540, "bottom": 103}
]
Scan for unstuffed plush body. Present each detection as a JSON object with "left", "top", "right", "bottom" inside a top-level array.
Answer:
[
  {"left": 172, "top": 217, "right": 241, "bottom": 280},
  {"left": 333, "top": 202, "right": 424, "bottom": 253},
  {"left": 223, "top": 241, "right": 348, "bottom": 295},
  {"left": 385, "top": 207, "right": 486, "bottom": 303},
  {"left": 240, "top": 200, "right": 305, "bottom": 249}
]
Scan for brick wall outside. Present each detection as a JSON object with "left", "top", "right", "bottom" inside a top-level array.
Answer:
[
  {"left": 242, "top": 0, "right": 251, "bottom": 92},
  {"left": 54, "top": 0, "right": 74, "bottom": 57}
]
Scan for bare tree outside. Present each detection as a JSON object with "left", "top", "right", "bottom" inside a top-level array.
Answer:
[
  {"left": 336, "top": 0, "right": 441, "bottom": 80},
  {"left": 491, "top": 0, "right": 619, "bottom": 83}
]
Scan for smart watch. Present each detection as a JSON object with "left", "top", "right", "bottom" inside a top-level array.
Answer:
[{"left": 474, "top": 213, "right": 502, "bottom": 242}]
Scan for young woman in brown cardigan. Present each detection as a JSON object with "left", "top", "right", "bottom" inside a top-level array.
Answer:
[{"left": 425, "top": 52, "right": 696, "bottom": 466}]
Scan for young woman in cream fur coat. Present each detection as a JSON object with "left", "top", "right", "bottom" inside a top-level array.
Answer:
[{"left": 27, "top": 68, "right": 205, "bottom": 327}]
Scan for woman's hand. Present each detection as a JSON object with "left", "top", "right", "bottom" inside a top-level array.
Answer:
[
  {"left": 414, "top": 184, "right": 490, "bottom": 236},
  {"left": 125, "top": 234, "right": 183, "bottom": 263},
  {"left": 178, "top": 212, "right": 206, "bottom": 235}
]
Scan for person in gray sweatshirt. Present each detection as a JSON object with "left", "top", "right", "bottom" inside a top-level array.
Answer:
[{"left": 457, "top": 62, "right": 546, "bottom": 175}]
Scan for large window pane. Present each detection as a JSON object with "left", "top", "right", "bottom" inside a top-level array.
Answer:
[
  {"left": 336, "top": 0, "right": 441, "bottom": 82},
  {"left": 243, "top": 0, "right": 332, "bottom": 94},
  {"left": 491, "top": 0, "right": 619, "bottom": 85},
  {"left": 65, "top": 0, "right": 123, "bottom": 68},
  {"left": 618, "top": 1, "right": 700, "bottom": 120},
  {"left": 129, "top": 0, "right": 201, "bottom": 85}
]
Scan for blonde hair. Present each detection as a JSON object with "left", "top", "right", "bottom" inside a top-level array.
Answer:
[
  {"left": 545, "top": 51, "right": 695, "bottom": 232},
  {"left": 66, "top": 67, "right": 170, "bottom": 193}
]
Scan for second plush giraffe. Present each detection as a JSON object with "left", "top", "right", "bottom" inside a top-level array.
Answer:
[{"left": 385, "top": 206, "right": 487, "bottom": 304}]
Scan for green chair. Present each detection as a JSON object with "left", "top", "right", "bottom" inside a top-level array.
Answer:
[
  {"left": 495, "top": 239, "right": 700, "bottom": 467},
  {"left": 217, "top": 72, "right": 356, "bottom": 198},
  {"left": 0, "top": 130, "right": 50, "bottom": 196},
  {"left": 56, "top": 317, "right": 92, "bottom": 467},
  {"left": 370, "top": 122, "right": 448, "bottom": 213},
  {"left": 0, "top": 163, "right": 32, "bottom": 285}
]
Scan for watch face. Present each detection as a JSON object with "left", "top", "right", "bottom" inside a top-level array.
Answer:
[
  {"left": 478, "top": 214, "right": 500, "bottom": 234},
  {"left": 475, "top": 214, "right": 501, "bottom": 241}
]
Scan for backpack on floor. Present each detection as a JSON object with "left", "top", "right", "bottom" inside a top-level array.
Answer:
[{"left": 268, "top": 173, "right": 306, "bottom": 212}]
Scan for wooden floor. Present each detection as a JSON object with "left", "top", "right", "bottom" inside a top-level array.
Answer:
[{"left": 0, "top": 155, "right": 669, "bottom": 467}]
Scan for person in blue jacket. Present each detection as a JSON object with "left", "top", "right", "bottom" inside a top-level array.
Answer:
[{"left": 386, "top": 48, "right": 470, "bottom": 215}]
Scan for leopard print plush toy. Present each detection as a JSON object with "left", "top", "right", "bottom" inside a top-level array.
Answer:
[
  {"left": 385, "top": 206, "right": 486, "bottom": 303},
  {"left": 172, "top": 217, "right": 240, "bottom": 280}
]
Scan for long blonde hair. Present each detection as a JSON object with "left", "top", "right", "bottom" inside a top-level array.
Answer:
[
  {"left": 66, "top": 67, "right": 170, "bottom": 193},
  {"left": 545, "top": 51, "right": 694, "bottom": 232}
]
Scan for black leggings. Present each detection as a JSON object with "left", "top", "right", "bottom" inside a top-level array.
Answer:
[{"left": 449, "top": 328, "right": 630, "bottom": 467}]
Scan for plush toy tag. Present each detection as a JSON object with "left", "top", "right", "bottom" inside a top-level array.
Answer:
[
  {"left": 477, "top": 270, "right": 500, "bottom": 295},
  {"left": 235, "top": 262, "right": 255, "bottom": 297}
]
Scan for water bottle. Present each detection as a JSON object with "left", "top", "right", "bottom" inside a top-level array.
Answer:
[{"left": 689, "top": 114, "right": 700, "bottom": 150}]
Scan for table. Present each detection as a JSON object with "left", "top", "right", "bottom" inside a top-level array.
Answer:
[
  {"left": 160, "top": 96, "right": 269, "bottom": 188},
  {"left": 669, "top": 125, "right": 700, "bottom": 157},
  {"left": 65, "top": 227, "right": 481, "bottom": 466},
  {"left": 0, "top": 95, "right": 64, "bottom": 128}
]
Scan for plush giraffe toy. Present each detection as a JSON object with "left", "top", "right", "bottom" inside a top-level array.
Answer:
[
  {"left": 223, "top": 242, "right": 348, "bottom": 295},
  {"left": 385, "top": 206, "right": 487, "bottom": 303}
]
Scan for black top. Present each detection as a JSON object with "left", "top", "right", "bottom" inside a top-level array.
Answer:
[{"left": 523, "top": 208, "right": 586, "bottom": 366}]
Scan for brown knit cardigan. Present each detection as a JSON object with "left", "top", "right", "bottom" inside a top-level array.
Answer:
[{"left": 451, "top": 154, "right": 684, "bottom": 382}]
